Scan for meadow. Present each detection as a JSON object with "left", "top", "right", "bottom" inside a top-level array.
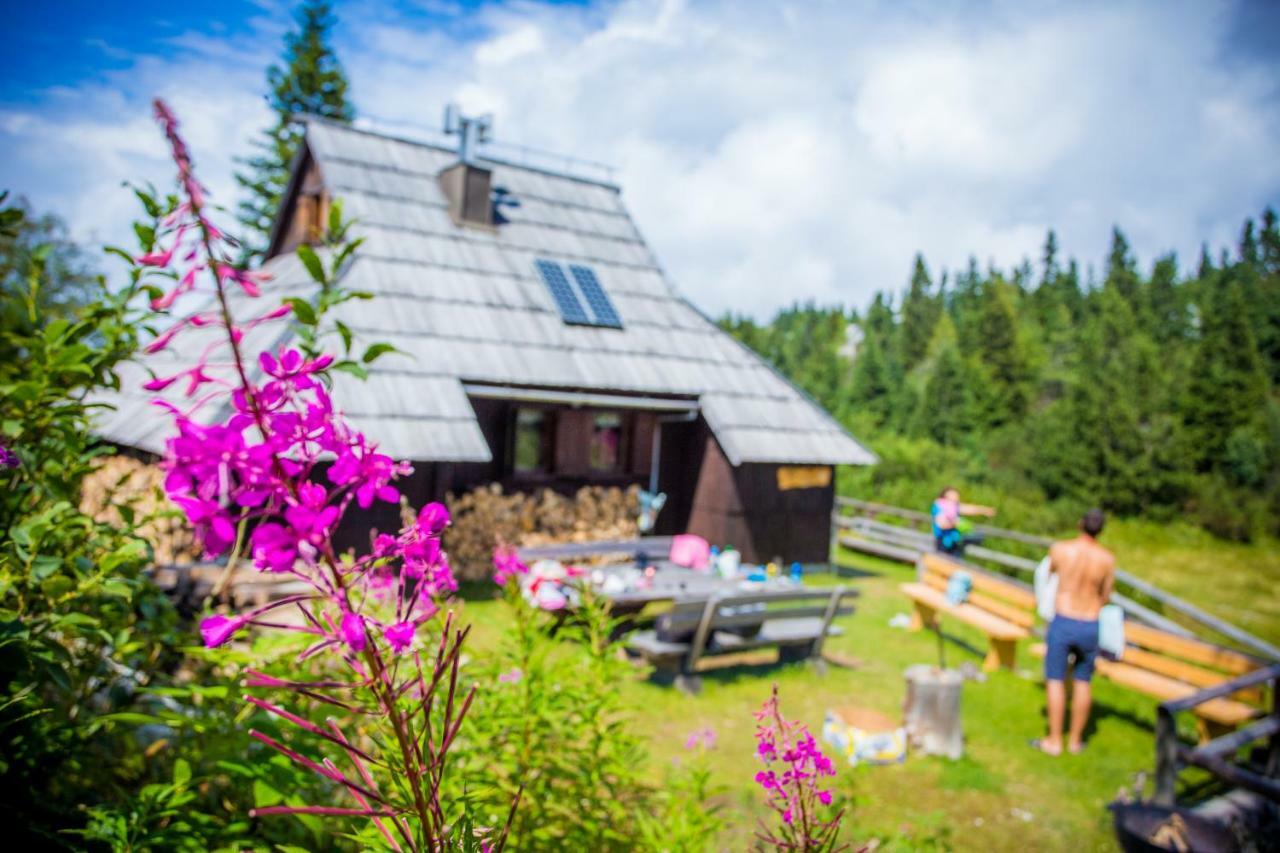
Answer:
[{"left": 454, "top": 518, "right": 1278, "bottom": 851}]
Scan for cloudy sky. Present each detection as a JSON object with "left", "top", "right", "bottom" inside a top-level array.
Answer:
[{"left": 3, "top": 0, "right": 1279, "bottom": 317}]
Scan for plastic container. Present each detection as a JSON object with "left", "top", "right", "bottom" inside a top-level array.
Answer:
[{"left": 716, "top": 546, "right": 741, "bottom": 578}]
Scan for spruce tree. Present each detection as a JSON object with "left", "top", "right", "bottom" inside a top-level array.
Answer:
[
  {"left": 972, "top": 278, "right": 1032, "bottom": 428},
  {"left": 1184, "top": 272, "right": 1269, "bottom": 470},
  {"left": 899, "top": 254, "right": 940, "bottom": 370},
  {"left": 1256, "top": 208, "right": 1280, "bottom": 383},
  {"left": 848, "top": 332, "right": 896, "bottom": 427},
  {"left": 1050, "top": 289, "right": 1187, "bottom": 512},
  {"left": 235, "top": 0, "right": 354, "bottom": 257},
  {"left": 1147, "top": 253, "right": 1187, "bottom": 344},
  {"left": 917, "top": 340, "right": 970, "bottom": 445},
  {"left": 1105, "top": 227, "right": 1147, "bottom": 326}
]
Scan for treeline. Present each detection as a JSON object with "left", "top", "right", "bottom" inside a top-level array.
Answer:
[{"left": 721, "top": 210, "right": 1280, "bottom": 541}]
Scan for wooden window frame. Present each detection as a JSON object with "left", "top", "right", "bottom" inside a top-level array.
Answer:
[{"left": 509, "top": 406, "right": 556, "bottom": 480}]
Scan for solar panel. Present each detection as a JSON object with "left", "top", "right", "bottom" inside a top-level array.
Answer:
[
  {"left": 569, "top": 264, "right": 624, "bottom": 328},
  {"left": 535, "top": 259, "right": 591, "bottom": 325}
]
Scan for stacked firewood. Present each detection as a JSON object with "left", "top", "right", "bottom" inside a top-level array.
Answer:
[
  {"left": 79, "top": 455, "right": 202, "bottom": 565},
  {"left": 445, "top": 483, "right": 639, "bottom": 581}
]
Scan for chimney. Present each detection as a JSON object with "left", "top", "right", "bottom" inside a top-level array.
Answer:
[{"left": 438, "top": 105, "right": 495, "bottom": 230}]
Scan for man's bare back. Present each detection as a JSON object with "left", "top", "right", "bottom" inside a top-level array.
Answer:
[{"left": 1049, "top": 536, "right": 1115, "bottom": 621}]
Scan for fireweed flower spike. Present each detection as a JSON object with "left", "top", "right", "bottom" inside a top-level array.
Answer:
[
  {"left": 0, "top": 441, "right": 18, "bottom": 469},
  {"left": 752, "top": 685, "right": 851, "bottom": 852},
  {"left": 141, "top": 99, "right": 517, "bottom": 850}
]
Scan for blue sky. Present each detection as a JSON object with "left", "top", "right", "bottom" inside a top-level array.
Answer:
[{"left": 2, "top": 0, "right": 1279, "bottom": 316}]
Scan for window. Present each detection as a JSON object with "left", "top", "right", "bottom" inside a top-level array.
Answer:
[
  {"left": 512, "top": 408, "right": 553, "bottom": 475},
  {"left": 534, "top": 259, "right": 624, "bottom": 328},
  {"left": 589, "top": 412, "right": 628, "bottom": 473}
]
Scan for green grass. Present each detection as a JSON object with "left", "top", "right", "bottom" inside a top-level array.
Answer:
[
  {"left": 454, "top": 544, "right": 1275, "bottom": 852},
  {"left": 1100, "top": 518, "right": 1280, "bottom": 648}
]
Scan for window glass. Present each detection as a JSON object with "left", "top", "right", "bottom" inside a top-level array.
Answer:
[
  {"left": 589, "top": 412, "right": 627, "bottom": 472},
  {"left": 513, "top": 409, "right": 550, "bottom": 474}
]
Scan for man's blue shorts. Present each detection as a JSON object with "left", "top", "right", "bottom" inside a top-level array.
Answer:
[{"left": 1045, "top": 615, "right": 1099, "bottom": 682}]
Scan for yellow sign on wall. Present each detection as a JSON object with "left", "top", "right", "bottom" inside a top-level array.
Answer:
[{"left": 776, "top": 466, "right": 832, "bottom": 491}]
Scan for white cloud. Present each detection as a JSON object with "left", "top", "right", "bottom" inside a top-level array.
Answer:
[{"left": 3, "top": 0, "right": 1279, "bottom": 318}]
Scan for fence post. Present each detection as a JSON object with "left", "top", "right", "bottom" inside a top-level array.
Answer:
[{"left": 1154, "top": 705, "right": 1179, "bottom": 807}]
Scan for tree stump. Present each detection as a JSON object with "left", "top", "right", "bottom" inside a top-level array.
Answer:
[{"left": 903, "top": 665, "right": 964, "bottom": 759}]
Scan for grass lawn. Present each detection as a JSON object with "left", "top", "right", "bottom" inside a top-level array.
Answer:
[
  {"left": 1101, "top": 519, "right": 1280, "bottom": 648},
  {"left": 453, "top": 547, "right": 1254, "bottom": 851}
]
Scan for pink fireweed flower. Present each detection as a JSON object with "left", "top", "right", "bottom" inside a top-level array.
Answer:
[
  {"left": 143, "top": 373, "right": 180, "bottom": 392},
  {"left": 685, "top": 727, "right": 717, "bottom": 751},
  {"left": 171, "top": 494, "right": 237, "bottom": 557},
  {"left": 492, "top": 547, "right": 528, "bottom": 587},
  {"left": 498, "top": 668, "right": 522, "bottom": 684},
  {"left": 340, "top": 611, "right": 367, "bottom": 653},
  {"left": 416, "top": 502, "right": 450, "bottom": 535},
  {"left": 259, "top": 347, "right": 334, "bottom": 391},
  {"left": 0, "top": 442, "right": 19, "bottom": 469},
  {"left": 143, "top": 100, "right": 485, "bottom": 846},
  {"left": 328, "top": 435, "right": 407, "bottom": 509},
  {"left": 383, "top": 621, "right": 416, "bottom": 653},
  {"left": 201, "top": 613, "right": 248, "bottom": 648},
  {"left": 752, "top": 685, "right": 842, "bottom": 847}
]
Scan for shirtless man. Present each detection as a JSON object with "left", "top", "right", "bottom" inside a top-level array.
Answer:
[{"left": 1035, "top": 508, "right": 1115, "bottom": 756}]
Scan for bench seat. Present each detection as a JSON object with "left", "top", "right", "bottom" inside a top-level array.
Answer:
[
  {"left": 629, "top": 617, "right": 845, "bottom": 662},
  {"left": 1028, "top": 643, "right": 1259, "bottom": 731},
  {"left": 900, "top": 581, "right": 1030, "bottom": 671}
]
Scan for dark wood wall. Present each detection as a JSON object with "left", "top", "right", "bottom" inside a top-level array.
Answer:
[
  {"left": 331, "top": 406, "right": 835, "bottom": 566},
  {"left": 665, "top": 423, "right": 835, "bottom": 565}
]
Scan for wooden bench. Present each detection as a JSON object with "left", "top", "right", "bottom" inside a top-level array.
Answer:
[
  {"left": 900, "top": 553, "right": 1035, "bottom": 671},
  {"left": 626, "top": 587, "right": 856, "bottom": 694},
  {"left": 1031, "top": 621, "right": 1268, "bottom": 741}
]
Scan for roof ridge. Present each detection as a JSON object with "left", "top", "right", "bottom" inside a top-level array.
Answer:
[{"left": 300, "top": 114, "right": 622, "bottom": 191}]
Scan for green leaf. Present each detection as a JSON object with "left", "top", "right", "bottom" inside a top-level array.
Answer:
[
  {"left": 133, "top": 223, "right": 156, "bottom": 250},
  {"left": 327, "top": 198, "right": 344, "bottom": 236},
  {"left": 331, "top": 361, "right": 367, "bottom": 381},
  {"left": 335, "top": 321, "right": 353, "bottom": 354},
  {"left": 101, "top": 579, "right": 133, "bottom": 599},
  {"left": 285, "top": 298, "right": 317, "bottom": 326},
  {"left": 172, "top": 758, "right": 191, "bottom": 787},
  {"left": 253, "top": 779, "right": 284, "bottom": 807},
  {"left": 361, "top": 342, "right": 397, "bottom": 364},
  {"left": 296, "top": 244, "right": 325, "bottom": 284}
]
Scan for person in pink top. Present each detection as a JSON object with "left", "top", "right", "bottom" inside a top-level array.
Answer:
[{"left": 930, "top": 486, "right": 996, "bottom": 556}]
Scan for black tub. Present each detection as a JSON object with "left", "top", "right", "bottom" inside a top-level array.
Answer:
[{"left": 1109, "top": 802, "right": 1238, "bottom": 853}]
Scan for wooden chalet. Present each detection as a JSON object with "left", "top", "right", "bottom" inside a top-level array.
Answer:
[{"left": 99, "top": 113, "right": 875, "bottom": 565}]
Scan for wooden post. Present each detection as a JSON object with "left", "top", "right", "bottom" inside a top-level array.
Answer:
[
  {"left": 685, "top": 595, "right": 720, "bottom": 674},
  {"left": 983, "top": 638, "right": 1018, "bottom": 672},
  {"left": 1269, "top": 671, "right": 1280, "bottom": 778},
  {"left": 1154, "top": 705, "right": 1179, "bottom": 807},
  {"left": 811, "top": 587, "right": 844, "bottom": 659}
]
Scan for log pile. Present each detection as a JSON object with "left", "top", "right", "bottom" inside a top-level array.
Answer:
[
  {"left": 445, "top": 483, "right": 639, "bottom": 581},
  {"left": 79, "top": 455, "right": 202, "bottom": 565}
]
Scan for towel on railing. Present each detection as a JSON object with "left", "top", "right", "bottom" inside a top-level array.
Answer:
[{"left": 1099, "top": 604, "right": 1126, "bottom": 660}]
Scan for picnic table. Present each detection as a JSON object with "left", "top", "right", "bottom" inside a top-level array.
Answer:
[
  {"left": 516, "top": 537, "right": 857, "bottom": 692},
  {"left": 515, "top": 536, "right": 799, "bottom": 615}
]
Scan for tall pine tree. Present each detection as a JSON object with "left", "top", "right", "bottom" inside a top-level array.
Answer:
[
  {"left": 971, "top": 278, "right": 1032, "bottom": 428},
  {"left": 236, "top": 1, "right": 354, "bottom": 257},
  {"left": 899, "top": 254, "right": 940, "bottom": 371},
  {"left": 1184, "top": 272, "right": 1269, "bottom": 470}
]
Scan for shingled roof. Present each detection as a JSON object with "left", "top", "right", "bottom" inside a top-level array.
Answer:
[{"left": 97, "top": 119, "right": 875, "bottom": 468}]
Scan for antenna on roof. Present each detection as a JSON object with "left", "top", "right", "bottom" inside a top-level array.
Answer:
[{"left": 442, "top": 103, "right": 493, "bottom": 165}]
